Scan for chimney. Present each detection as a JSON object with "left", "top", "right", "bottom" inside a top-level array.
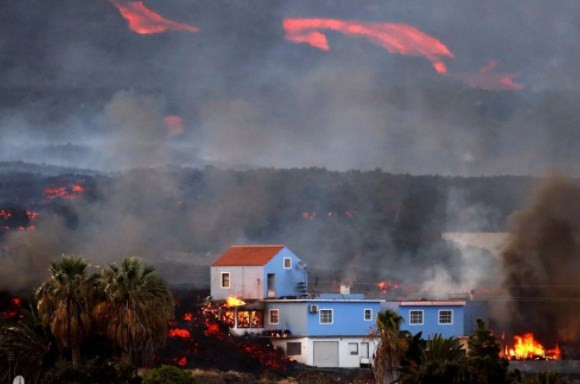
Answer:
[{"left": 340, "top": 284, "right": 351, "bottom": 295}]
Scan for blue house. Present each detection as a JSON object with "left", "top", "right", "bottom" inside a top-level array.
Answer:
[
  {"left": 398, "top": 300, "right": 489, "bottom": 344},
  {"left": 210, "top": 245, "right": 381, "bottom": 368}
]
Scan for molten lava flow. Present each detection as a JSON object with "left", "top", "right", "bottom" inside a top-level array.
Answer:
[
  {"left": 462, "top": 59, "right": 523, "bottom": 91},
  {"left": 177, "top": 356, "right": 187, "bottom": 366},
  {"left": 43, "top": 184, "right": 85, "bottom": 199},
  {"left": 283, "top": 18, "right": 453, "bottom": 73},
  {"left": 183, "top": 312, "right": 193, "bottom": 321},
  {"left": 168, "top": 328, "right": 191, "bottom": 339},
  {"left": 164, "top": 115, "right": 185, "bottom": 137},
  {"left": 109, "top": 0, "right": 199, "bottom": 34},
  {"left": 226, "top": 296, "right": 246, "bottom": 307},
  {"left": 504, "top": 333, "right": 561, "bottom": 360}
]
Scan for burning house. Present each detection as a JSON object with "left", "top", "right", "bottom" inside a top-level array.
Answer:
[{"left": 210, "top": 245, "right": 382, "bottom": 368}]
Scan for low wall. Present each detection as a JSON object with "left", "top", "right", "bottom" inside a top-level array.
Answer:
[{"left": 510, "top": 360, "right": 580, "bottom": 375}]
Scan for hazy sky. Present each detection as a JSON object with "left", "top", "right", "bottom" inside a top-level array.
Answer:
[{"left": 1, "top": 0, "right": 580, "bottom": 175}]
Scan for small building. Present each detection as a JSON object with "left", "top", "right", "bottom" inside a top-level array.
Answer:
[
  {"left": 210, "top": 245, "right": 381, "bottom": 368},
  {"left": 398, "top": 300, "right": 489, "bottom": 345},
  {"left": 210, "top": 245, "right": 308, "bottom": 300}
]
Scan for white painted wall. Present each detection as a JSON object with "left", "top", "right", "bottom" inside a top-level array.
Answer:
[
  {"left": 272, "top": 337, "right": 379, "bottom": 368},
  {"left": 210, "top": 266, "right": 263, "bottom": 300}
]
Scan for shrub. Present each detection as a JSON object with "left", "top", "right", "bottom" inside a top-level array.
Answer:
[{"left": 142, "top": 365, "right": 196, "bottom": 384}]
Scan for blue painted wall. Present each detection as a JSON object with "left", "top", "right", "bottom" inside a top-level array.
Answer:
[
  {"left": 400, "top": 304, "right": 465, "bottom": 339},
  {"left": 263, "top": 247, "right": 308, "bottom": 298},
  {"left": 306, "top": 301, "right": 381, "bottom": 336},
  {"left": 463, "top": 301, "right": 489, "bottom": 335}
]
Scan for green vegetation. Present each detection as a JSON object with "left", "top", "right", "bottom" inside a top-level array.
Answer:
[
  {"left": 0, "top": 254, "right": 174, "bottom": 383},
  {"left": 371, "top": 309, "right": 408, "bottom": 384},
  {"left": 143, "top": 365, "right": 196, "bottom": 384}
]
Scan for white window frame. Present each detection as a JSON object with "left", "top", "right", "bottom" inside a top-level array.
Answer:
[
  {"left": 220, "top": 272, "right": 230, "bottom": 289},
  {"left": 319, "top": 308, "right": 333, "bottom": 324},
  {"left": 438, "top": 309, "right": 453, "bottom": 325},
  {"left": 283, "top": 257, "right": 292, "bottom": 269},
  {"left": 409, "top": 310, "right": 424, "bottom": 325},
  {"left": 364, "top": 308, "right": 373, "bottom": 321},
  {"left": 269, "top": 309, "right": 279, "bottom": 325}
]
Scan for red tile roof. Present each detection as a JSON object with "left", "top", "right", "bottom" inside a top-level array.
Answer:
[{"left": 211, "top": 245, "right": 285, "bottom": 266}]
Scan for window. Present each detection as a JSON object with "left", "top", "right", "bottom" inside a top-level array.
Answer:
[
  {"left": 287, "top": 342, "right": 301, "bottom": 356},
  {"left": 439, "top": 310, "right": 453, "bottom": 325},
  {"left": 283, "top": 257, "right": 292, "bottom": 269},
  {"left": 348, "top": 342, "right": 359, "bottom": 355},
  {"left": 364, "top": 308, "right": 372, "bottom": 321},
  {"left": 221, "top": 272, "right": 230, "bottom": 288},
  {"left": 409, "top": 310, "right": 423, "bottom": 325},
  {"left": 269, "top": 309, "right": 279, "bottom": 324},
  {"left": 319, "top": 309, "right": 333, "bottom": 324}
]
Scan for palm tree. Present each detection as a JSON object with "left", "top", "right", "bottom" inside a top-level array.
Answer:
[
  {"left": 36, "top": 255, "right": 97, "bottom": 367},
  {"left": 371, "top": 309, "right": 408, "bottom": 384},
  {"left": 95, "top": 257, "right": 174, "bottom": 366},
  {"left": 421, "top": 334, "right": 464, "bottom": 364},
  {"left": 0, "top": 301, "right": 56, "bottom": 384}
]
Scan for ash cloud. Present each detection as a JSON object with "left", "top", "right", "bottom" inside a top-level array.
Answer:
[
  {"left": 0, "top": 1, "right": 580, "bottom": 174},
  {"left": 502, "top": 175, "right": 580, "bottom": 344}
]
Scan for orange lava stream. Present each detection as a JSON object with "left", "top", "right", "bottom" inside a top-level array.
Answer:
[
  {"left": 283, "top": 18, "right": 453, "bottom": 74},
  {"left": 109, "top": 0, "right": 199, "bottom": 34}
]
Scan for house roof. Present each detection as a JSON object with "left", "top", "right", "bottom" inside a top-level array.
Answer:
[{"left": 211, "top": 245, "right": 286, "bottom": 266}]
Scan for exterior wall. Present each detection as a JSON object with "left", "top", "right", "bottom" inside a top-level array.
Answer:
[
  {"left": 263, "top": 302, "right": 308, "bottom": 336},
  {"left": 463, "top": 301, "right": 489, "bottom": 335},
  {"left": 306, "top": 301, "right": 381, "bottom": 337},
  {"left": 263, "top": 248, "right": 308, "bottom": 298},
  {"left": 272, "top": 337, "right": 378, "bottom": 368},
  {"left": 400, "top": 304, "right": 465, "bottom": 339},
  {"left": 210, "top": 266, "right": 263, "bottom": 300}
]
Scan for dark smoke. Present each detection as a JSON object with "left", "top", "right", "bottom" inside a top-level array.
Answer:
[{"left": 502, "top": 175, "right": 580, "bottom": 345}]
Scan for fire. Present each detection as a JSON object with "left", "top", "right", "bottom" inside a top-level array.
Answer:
[
  {"left": 226, "top": 296, "right": 246, "bottom": 307},
  {"left": 109, "top": 0, "right": 199, "bottom": 34},
  {"left": 504, "top": 333, "right": 561, "bottom": 360},
  {"left": 283, "top": 18, "right": 453, "bottom": 74},
  {"left": 376, "top": 280, "right": 400, "bottom": 294}
]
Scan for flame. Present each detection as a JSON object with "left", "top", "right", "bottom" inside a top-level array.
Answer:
[
  {"left": 504, "top": 333, "right": 561, "bottom": 360},
  {"left": 283, "top": 18, "right": 453, "bottom": 74},
  {"left": 109, "top": 0, "right": 199, "bottom": 35},
  {"left": 226, "top": 296, "right": 246, "bottom": 307},
  {"left": 168, "top": 328, "right": 191, "bottom": 339},
  {"left": 376, "top": 280, "right": 400, "bottom": 294}
]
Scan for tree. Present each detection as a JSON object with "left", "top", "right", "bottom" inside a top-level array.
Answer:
[
  {"left": 0, "top": 301, "right": 56, "bottom": 384},
  {"left": 371, "top": 309, "right": 408, "bottom": 384},
  {"left": 95, "top": 257, "right": 174, "bottom": 366},
  {"left": 36, "top": 255, "right": 97, "bottom": 367}
]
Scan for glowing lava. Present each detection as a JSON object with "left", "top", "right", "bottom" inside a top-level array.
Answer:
[
  {"left": 283, "top": 18, "right": 453, "bottom": 74},
  {"left": 226, "top": 296, "right": 246, "bottom": 307},
  {"left": 462, "top": 59, "right": 523, "bottom": 91},
  {"left": 168, "top": 328, "right": 191, "bottom": 339},
  {"left": 109, "top": 0, "right": 199, "bottom": 34},
  {"left": 164, "top": 115, "right": 185, "bottom": 137},
  {"left": 504, "top": 333, "right": 561, "bottom": 360},
  {"left": 43, "top": 184, "right": 85, "bottom": 199}
]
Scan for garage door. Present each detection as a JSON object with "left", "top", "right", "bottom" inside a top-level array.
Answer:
[{"left": 313, "top": 341, "right": 339, "bottom": 367}]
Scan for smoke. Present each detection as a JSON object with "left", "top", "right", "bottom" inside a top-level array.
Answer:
[
  {"left": 1, "top": 1, "right": 580, "bottom": 175},
  {"left": 502, "top": 175, "right": 580, "bottom": 344}
]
